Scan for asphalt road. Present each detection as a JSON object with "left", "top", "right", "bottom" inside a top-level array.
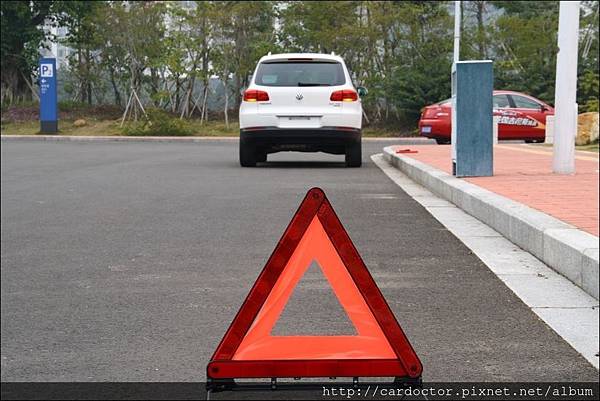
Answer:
[{"left": 1, "top": 139, "right": 597, "bottom": 382}]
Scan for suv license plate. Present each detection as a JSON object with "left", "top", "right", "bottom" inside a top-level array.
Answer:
[
  {"left": 288, "top": 116, "right": 311, "bottom": 120},
  {"left": 421, "top": 126, "right": 432, "bottom": 133}
]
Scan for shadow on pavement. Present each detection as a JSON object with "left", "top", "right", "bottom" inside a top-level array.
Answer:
[{"left": 258, "top": 161, "right": 348, "bottom": 168}]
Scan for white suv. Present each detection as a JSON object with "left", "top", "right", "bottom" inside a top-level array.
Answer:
[{"left": 239, "top": 53, "right": 366, "bottom": 167}]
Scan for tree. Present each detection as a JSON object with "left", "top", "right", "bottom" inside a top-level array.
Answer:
[
  {"left": 578, "top": 0, "right": 599, "bottom": 112},
  {"left": 490, "top": 2, "right": 559, "bottom": 103},
  {"left": 94, "top": 1, "right": 167, "bottom": 121},
  {"left": 387, "top": 2, "right": 453, "bottom": 125},
  {"left": 214, "top": 1, "right": 277, "bottom": 106},
  {"left": 55, "top": 1, "right": 106, "bottom": 105},
  {"left": 360, "top": 1, "right": 415, "bottom": 123},
  {"left": 278, "top": 1, "right": 361, "bottom": 56},
  {"left": 211, "top": 6, "right": 235, "bottom": 128},
  {"left": 168, "top": 1, "right": 215, "bottom": 119},
  {"left": 1, "top": 1, "right": 56, "bottom": 104},
  {"left": 461, "top": 1, "right": 491, "bottom": 60}
]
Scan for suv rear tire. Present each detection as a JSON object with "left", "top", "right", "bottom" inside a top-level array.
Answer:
[
  {"left": 345, "top": 140, "right": 362, "bottom": 167},
  {"left": 240, "top": 138, "right": 256, "bottom": 167},
  {"left": 256, "top": 151, "right": 267, "bottom": 163}
]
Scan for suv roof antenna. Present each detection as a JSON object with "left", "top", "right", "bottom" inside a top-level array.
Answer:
[
  {"left": 268, "top": 51, "right": 272, "bottom": 56},
  {"left": 331, "top": 51, "right": 335, "bottom": 55}
]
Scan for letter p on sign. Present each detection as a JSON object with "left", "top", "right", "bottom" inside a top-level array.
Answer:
[{"left": 41, "top": 64, "right": 53, "bottom": 77}]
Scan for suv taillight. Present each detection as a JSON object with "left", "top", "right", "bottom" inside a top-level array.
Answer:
[
  {"left": 330, "top": 89, "right": 358, "bottom": 102},
  {"left": 243, "top": 89, "right": 270, "bottom": 102}
]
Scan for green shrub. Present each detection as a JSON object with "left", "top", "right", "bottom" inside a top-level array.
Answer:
[
  {"left": 578, "top": 71, "right": 599, "bottom": 113},
  {"left": 580, "top": 99, "right": 599, "bottom": 113},
  {"left": 121, "top": 108, "right": 194, "bottom": 136},
  {"left": 58, "top": 100, "right": 89, "bottom": 112},
  {"left": 1, "top": 100, "right": 38, "bottom": 112}
]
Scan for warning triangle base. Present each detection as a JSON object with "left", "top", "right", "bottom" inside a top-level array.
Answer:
[{"left": 206, "top": 377, "right": 424, "bottom": 394}]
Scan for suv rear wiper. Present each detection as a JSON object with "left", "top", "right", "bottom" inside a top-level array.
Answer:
[{"left": 297, "top": 82, "right": 329, "bottom": 87}]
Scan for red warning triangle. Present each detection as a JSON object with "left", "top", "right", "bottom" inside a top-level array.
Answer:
[{"left": 207, "top": 188, "right": 422, "bottom": 380}]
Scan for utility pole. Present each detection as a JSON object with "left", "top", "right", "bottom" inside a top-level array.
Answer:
[
  {"left": 451, "top": 1, "right": 461, "bottom": 168},
  {"left": 453, "top": 1, "right": 461, "bottom": 64},
  {"left": 553, "top": 1, "right": 580, "bottom": 174}
]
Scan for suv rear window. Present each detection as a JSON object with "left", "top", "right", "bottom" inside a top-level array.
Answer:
[{"left": 255, "top": 61, "right": 346, "bottom": 87}]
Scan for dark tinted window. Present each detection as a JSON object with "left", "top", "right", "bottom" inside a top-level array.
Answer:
[
  {"left": 511, "top": 95, "right": 541, "bottom": 109},
  {"left": 255, "top": 61, "right": 346, "bottom": 87},
  {"left": 493, "top": 94, "right": 510, "bottom": 108}
]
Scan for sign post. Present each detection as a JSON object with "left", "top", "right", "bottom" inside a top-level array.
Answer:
[
  {"left": 39, "top": 58, "right": 58, "bottom": 134},
  {"left": 450, "top": 1, "right": 461, "bottom": 172}
]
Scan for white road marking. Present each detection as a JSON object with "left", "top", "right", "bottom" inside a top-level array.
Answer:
[
  {"left": 359, "top": 193, "right": 399, "bottom": 199},
  {"left": 372, "top": 153, "right": 599, "bottom": 369}
]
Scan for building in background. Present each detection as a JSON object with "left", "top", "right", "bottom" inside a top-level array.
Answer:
[{"left": 39, "top": 25, "right": 72, "bottom": 71}]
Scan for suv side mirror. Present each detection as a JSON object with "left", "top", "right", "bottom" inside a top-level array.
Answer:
[{"left": 357, "top": 86, "right": 368, "bottom": 97}]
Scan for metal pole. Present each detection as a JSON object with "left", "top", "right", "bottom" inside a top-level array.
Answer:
[
  {"left": 451, "top": 1, "right": 461, "bottom": 168},
  {"left": 453, "top": 1, "right": 461, "bottom": 64},
  {"left": 553, "top": 1, "right": 580, "bottom": 174}
]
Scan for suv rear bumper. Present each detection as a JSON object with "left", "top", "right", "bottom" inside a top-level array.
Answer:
[{"left": 240, "top": 127, "right": 361, "bottom": 154}]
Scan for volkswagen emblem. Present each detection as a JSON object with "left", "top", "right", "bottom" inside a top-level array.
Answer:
[{"left": 295, "top": 93, "right": 304, "bottom": 101}]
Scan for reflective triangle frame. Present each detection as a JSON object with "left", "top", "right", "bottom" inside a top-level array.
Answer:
[{"left": 207, "top": 188, "right": 422, "bottom": 380}]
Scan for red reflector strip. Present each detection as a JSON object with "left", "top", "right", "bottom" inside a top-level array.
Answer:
[{"left": 208, "top": 359, "right": 408, "bottom": 379}]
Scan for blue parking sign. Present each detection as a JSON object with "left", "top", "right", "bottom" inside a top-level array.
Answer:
[{"left": 39, "top": 58, "right": 58, "bottom": 133}]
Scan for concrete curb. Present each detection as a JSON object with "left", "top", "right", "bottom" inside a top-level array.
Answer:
[
  {"left": 0, "top": 135, "right": 239, "bottom": 142},
  {"left": 0, "top": 135, "right": 434, "bottom": 144},
  {"left": 382, "top": 146, "right": 599, "bottom": 300}
]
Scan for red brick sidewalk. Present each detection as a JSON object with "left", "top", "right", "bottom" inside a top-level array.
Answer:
[{"left": 394, "top": 144, "right": 599, "bottom": 236}]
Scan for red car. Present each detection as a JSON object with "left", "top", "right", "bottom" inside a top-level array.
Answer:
[{"left": 418, "top": 90, "right": 554, "bottom": 144}]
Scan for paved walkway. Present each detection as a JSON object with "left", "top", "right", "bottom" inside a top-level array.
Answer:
[{"left": 395, "top": 144, "right": 599, "bottom": 236}]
